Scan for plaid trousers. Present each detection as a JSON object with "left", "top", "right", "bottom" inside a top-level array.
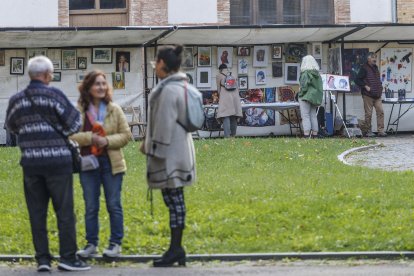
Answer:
[{"left": 161, "top": 187, "right": 186, "bottom": 229}]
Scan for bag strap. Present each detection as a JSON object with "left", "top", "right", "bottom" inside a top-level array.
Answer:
[{"left": 24, "top": 90, "right": 72, "bottom": 147}]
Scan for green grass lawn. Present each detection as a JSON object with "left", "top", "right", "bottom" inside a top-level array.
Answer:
[{"left": 1, "top": 138, "right": 413, "bottom": 255}]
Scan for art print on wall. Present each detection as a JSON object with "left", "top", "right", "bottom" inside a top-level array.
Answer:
[
  {"left": 0, "top": 50, "right": 4, "bottom": 66},
  {"left": 92, "top": 48, "right": 112, "bottom": 64},
  {"left": 47, "top": 49, "right": 61, "bottom": 70},
  {"left": 218, "top": 47, "right": 233, "bottom": 68},
  {"left": 253, "top": 46, "right": 268, "bottom": 67},
  {"left": 182, "top": 47, "right": 194, "bottom": 69},
  {"left": 312, "top": 43, "right": 322, "bottom": 58},
  {"left": 76, "top": 72, "right": 86, "bottom": 83},
  {"left": 78, "top": 57, "right": 87, "bottom": 70},
  {"left": 238, "top": 58, "right": 248, "bottom": 75},
  {"left": 237, "top": 46, "right": 250, "bottom": 56},
  {"left": 328, "top": 47, "right": 342, "bottom": 75},
  {"left": 286, "top": 43, "right": 307, "bottom": 63},
  {"left": 272, "top": 62, "right": 283, "bottom": 78},
  {"left": 197, "top": 47, "right": 212, "bottom": 67},
  {"left": 238, "top": 76, "right": 248, "bottom": 90},
  {"left": 115, "top": 51, "right": 130, "bottom": 72},
  {"left": 112, "top": 72, "right": 125, "bottom": 89},
  {"left": 238, "top": 88, "right": 276, "bottom": 127},
  {"left": 380, "top": 48, "right": 413, "bottom": 92},
  {"left": 27, "top": 48, "right": 47, "bottom": 60},
  {"left": 256, "top": 69, "right": 266, "bottom": 85},
  {"left": 51, "top": 72, "right": 61, "bottom": 82},
  {"left": 197, "top": 67, "right": 212, "bottom": 88},
  {"left": 343, "top": 48, "right": 369, "bottom": 92},
  {"left": 271, "top": 44, "right": 283, "bottom": 60},
  {"left": 61, "top": 49, "right": 77, "bottom": 70},
  {"left": 284, "top": 63, "right": 300, "bottom": 84},
  {"left": 10, "top": 57, "right": 25, "bottom": 75},
  {"left": 185, "top": 71, "right": 195, "bottom": 85}
]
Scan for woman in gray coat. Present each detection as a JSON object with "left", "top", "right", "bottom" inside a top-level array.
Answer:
[
  {"left": 140, "top": 45, "right": 196, "bottom": 267},
  {"left": 216, "top": 64, "right": 243, "bottom": 137}
]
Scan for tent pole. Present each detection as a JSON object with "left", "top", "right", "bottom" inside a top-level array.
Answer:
[{"left": 341, "top": 38, "right": 346, "bottom": 124}]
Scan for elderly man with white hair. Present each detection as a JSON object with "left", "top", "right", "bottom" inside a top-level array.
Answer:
[{"left": 5, "top": 56, "right": 90, "bottom": 272}]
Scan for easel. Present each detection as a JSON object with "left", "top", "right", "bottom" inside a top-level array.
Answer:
[{"left": 324, "top": 90, "right": 351, "bottom": 138}]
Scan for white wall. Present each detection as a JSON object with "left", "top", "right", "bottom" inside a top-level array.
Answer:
[
  {"left": 0, "top": 48, "right": 145, "bottom": 144},
  {"left": 168, "top": 0, "right": 218, "bottom": 24},
  {"left": 0, "top": 0, "right": 58, "bottom": 27},
  {"left": 350, "top": 0, "right": 393, "bottom": 23}
]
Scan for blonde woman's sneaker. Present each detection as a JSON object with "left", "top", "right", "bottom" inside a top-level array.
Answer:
[
  {"left": 103, "top": 243, "right": 121, "bottom": 258},
  {"left": 77, "top": 244, "right": 98, "bottom": 258},
  {"left": 57, "top": 259, "right": 90, "bottom": 271}
]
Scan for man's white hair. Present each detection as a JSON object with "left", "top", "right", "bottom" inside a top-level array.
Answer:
[
  {"left": 300, "top": 55, "right": 320, "bottom": 72},
  {"left": 28, "top": 56, "right": 53, "bottom": 77}
]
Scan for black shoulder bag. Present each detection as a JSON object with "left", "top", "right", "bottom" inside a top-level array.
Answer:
[{"left": 24, "top": 91, "right": 81, "bottom": 173}]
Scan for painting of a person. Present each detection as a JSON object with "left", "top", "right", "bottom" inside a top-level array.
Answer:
[
  {"left": 327, "top": 76, "right": 336, "bottom": 89},
  {"left": 220, "top": 50, "right": 229, "bottom": 65},
  {"left": 117, "top": 54, "right": 129, "bottom": 72},
  {"left": 256, "top": 50, "right": 265, "bottom": 62}
]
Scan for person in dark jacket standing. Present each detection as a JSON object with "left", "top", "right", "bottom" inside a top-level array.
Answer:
[
  {"left": 298, "top": 55, "right": 323, "bottom": 138},
  {"left": 5, "top": 56, "right": 90, "bottom": 272},
  {"left": 355, "top": 52, "right": 387, "bottom": 137}
]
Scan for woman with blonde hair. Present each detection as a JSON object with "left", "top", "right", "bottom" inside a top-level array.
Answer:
[
  {"left": 70, "top": 70, "right": 132, "bottom": 259},
  {"left": 298, "top": 55, "right": 323, "bottom": 138}
]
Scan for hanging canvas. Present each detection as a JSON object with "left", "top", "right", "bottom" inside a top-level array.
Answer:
[
  {"left": 182, "top": 47, "right": 194, "bottom": 69},
  {"left": 197, "top": 47, "right": 211, "bottom": 66},
  {"left": 115, "top": 51, "right": 130, "bottom": 72},
  {"left": 217, "top": 47, "right": 233, "bottom": 68},
  {"left": 112, "top": 72, "right": 125, "bottom": 89},
  {"left": 285, "top": 43, "right": 307, "bottom": 63},
  {"left": 328, "top": 47, "right": 342, "bottom": 75},
  {"left": 272, "top": 62, "right": 283, "bottom": 78},
  {"left": 255, "top": 69, "right": 267, "bottom": 85},
  {"left": 238, "top": 88, "right": 276, "bottom": 127},
  {"left": 197, "top": 67, "right": 211, "bottom": 88},
  {"left": 271, "top": 44, "right": 283, "bottom": 60},
  {"left": 253, "top": 46, "right": 268, "bottom": 67},
  {"left": 27, "top": 48, "right": 47, "bottom": 60},
  {"left": 380, "top": 48, "right": 412, "bottom": 92},
  {"left": 47, "top": 49, "right": 61, "bottom": 70},
  {"left": 61, "top": 49, "right": 77, "bottom": 70},
  {"left": 284, "top": 63, "right": 300, "bottom": 84},
  {"left": 343, "top": 48, "right": 369, "bottom": 92},
  {"left": 238, "top": 76, "right": 248, "bottom": 90},
  {"left": 312, "top": 43, "right": 322, "bottom": 59},
  {"left": 10, "top": 57, "right": 25, "bottom": 75},
  {"left": 238, "top": 58, "right": 248, "bottom": 74},
  {"left": 237, "top": 46, "right": 250, "bottom": 56}
]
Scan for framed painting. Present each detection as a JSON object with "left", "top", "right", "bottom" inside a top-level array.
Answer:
[
  {"left": 272, "top": 62, "right": 283, "bottom": 78},
  {"left": 238, "top": 58, "right": 248, "bottom": 75},
  {"left": 115, "top": 51, "right": 130, "bottom": 72},
  {"left": 61, "top": 49, "right": 77, "bottom": 70},
  {"left": 238, "top": 76, "right": 248, "bottom": 90},
  {"left": 51, "top": 72, "right": 61, "bottom": 82},
  {"left": 255, "top": 69, "right": 267, "bottom": 85},
  {"left": 197, "top": 67, "right": 212, "bottom": 88},
  {"left": 197, "top": 47, "right": 212, "bottom": 67},
  {"left": 217, "top": 47, "right": 233, "bottom": 68},
  {"left": 47, "top": 49, "right": 61, "bottom": 70},
  {"left": 253, "top": 46, "right": 268, "bottom": 67},
  {"left": 76, "top": 72, "right": 86, "bottom": 83},
  {"left": 271, "top": 44, "right": 283, "bottom": 60},
  {"left": 286, "top": 43, "right": 307, "bottom": 63},
  {"left": 27, "top": 48, "right": 47, "bottom": 60},
  {"left": 10, "top": 57, "right": 25, "bottom": 75},
  {"left": 92, "top": 48, "right": 112, "bottom": 64},
  {"left": 237, "top": 46, "right": 250, "bottom": 56},
  {"left": 182, "top": 47, "right": 194, "bottom": 69},
  {"left": 112, "top": 72, "right": 125, "bottom": 89},
  {"left": 284, "top": 63, "right": 300, "bottom": 84},
  {"left": 312, "top": 42, "right": 322, "bottom": 58},
  {"left": 78, "top": 57, "right": 87, "bottom": 70}
]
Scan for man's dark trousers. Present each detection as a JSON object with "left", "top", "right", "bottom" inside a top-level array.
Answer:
[{"left": 23, "top": 172, "right": 77, "bottom": 263}]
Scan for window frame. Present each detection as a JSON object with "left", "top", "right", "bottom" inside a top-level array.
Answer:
[
  {"left": 69, "top": 0, "right": 128, "bottom": 15},
  {"left": 230, "top": 0, "right": 334, "bottom": 25}
]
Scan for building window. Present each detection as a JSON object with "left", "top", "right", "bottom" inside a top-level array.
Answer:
[
  {"left": 69, "top": 0, "right": 126, "bottom": 11},
  {"left": 230, "top": 0, "right": 334, "bottom": 25}
]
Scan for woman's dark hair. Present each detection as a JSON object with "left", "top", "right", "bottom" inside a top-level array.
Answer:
[
  {"left": 78, "top": 70, "right": 113, "bottom": 111},
  {"left": 156, "top": 45, "right": 183, "bottom": 73},
  {"left": 218, "top": 64, "right": 227, "bottom": 70}
]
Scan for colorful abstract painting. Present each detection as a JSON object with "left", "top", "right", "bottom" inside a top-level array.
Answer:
[
  {"left": 380, "top": 48, "right": 412, "bottom": 92},
  {"left": 343, "top": 48, "right": 369, "bottom": 92},
  {"left": 239, "top": 88, "right": 276, "bottom": 127},
  {"left": 278, "top": 86, "right": 300, "bottom": 125}
]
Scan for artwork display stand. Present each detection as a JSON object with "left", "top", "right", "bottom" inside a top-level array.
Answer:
[{"left": 324, "top": 90, "right": 350, "bottom": 138}]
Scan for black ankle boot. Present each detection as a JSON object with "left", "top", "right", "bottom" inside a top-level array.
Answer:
[{"left": 153, "top": 227, "right": 186, "bottom": 267}]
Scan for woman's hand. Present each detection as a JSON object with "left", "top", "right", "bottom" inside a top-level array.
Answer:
[{"left": 92, "top": 133, "right": 108, "bottom": 148}]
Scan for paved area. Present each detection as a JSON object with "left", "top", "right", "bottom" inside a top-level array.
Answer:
[
  {"left": 2, "top": 260, "right": 414, "bottom": 276},
  {"left": 345, "top": 134, "right": 414, "bottom": 171}
]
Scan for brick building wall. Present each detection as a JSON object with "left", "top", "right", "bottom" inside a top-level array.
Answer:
[
  {"left": 129, "top": 0, "right": 168, "bottom": 26},
  {"left": 217, "top": 0, "right": 230, "bottom": 25},
  {"left": 59, "top": 0, "right": 69, "bottom": 27},
  {"left": 335, "top": 0, "right": 350, "bottom": 24},
  {"left": 397, "top": 0, "right": 414, "bottom": 23}
]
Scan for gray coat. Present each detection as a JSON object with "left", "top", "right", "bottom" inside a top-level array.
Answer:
[
  {"left": 216, "top": 73, "right": 243, "bottom": 118},
  {"left": 144, "top": 72, "right": 196, "bottom": 189}
]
